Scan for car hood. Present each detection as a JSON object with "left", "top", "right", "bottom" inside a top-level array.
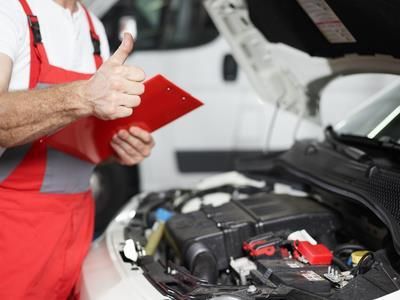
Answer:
[{"left": 204, "top": 0, "right": 400, "bottom": 122}]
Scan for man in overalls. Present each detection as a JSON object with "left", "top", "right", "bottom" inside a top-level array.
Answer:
[{"left": 0, "top": 0, "right": 155, "bottom": 299}]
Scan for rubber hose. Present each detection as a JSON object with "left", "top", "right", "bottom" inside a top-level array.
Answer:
[
  {"left": 191, "top": 251, "right": 219, "bottom": 284},
  {"left": 185, "top": 243, "right": 218, "bottom": 284}
]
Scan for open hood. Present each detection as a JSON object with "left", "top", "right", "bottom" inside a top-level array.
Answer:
[
  {"left": 204, "top": 0, "right": 400, "bottom": 122},
  {"left": 248, "top": 0, "right": 400, "bottom": 60}
]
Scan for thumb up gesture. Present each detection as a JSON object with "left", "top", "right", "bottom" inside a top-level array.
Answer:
[{"left": 83, "top": 33, "right": 145, "bottom": 120}]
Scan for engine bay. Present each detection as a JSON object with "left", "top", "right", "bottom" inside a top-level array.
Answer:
[{"left": 120, "top": 179, "right": 400, "bottom": 300}]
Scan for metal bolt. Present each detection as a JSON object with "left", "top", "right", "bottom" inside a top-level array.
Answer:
[{"left": 247, "top": 285, "right": 257, "bottom": 294}]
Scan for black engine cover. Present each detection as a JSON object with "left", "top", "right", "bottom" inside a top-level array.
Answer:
[{"left": 165, "top": 193, "right": 340, "bottom": 272}]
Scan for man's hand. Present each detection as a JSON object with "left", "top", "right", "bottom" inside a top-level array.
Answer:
[
  {"left": 82, "top": 33, "right": 145, "bottom": 120},
  {"left": 0, "top": 34, "right": 148, "bottom": 148},
  {"left": 111, "top": 127, "right": 155, "bottom": 166}
]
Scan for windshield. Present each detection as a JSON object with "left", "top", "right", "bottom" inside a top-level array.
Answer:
[{"left": 335, "top": 82, "right": 400, "bottom": 144}]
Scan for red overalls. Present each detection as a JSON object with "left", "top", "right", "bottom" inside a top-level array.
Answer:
[{"left": 0, "top": 1, "right": 103, "bottom": 299}]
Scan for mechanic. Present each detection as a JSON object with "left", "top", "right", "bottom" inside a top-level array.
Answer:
[{"left": 0, "top": 0, "right": 155, "bottom": 299}]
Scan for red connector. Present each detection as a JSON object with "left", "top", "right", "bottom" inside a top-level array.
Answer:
[
  {"left": 243, "top": 239, "right": 268, "bottom": 252},
  {"left": 249, "top": 244, "right": 276, "bottom": 257},
  {"left": 294, "top": 241, "right": 332, "bottom": 265},
  {"left": 243, "top": 235, "right": 282, "bottom": 258}
]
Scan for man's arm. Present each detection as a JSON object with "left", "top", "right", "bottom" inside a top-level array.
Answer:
[{"left": 0, "top": 33, "right": 144, "bottom": 148}]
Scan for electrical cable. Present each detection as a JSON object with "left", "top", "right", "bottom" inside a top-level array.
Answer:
[
  {"left": 332, "top": 256, "right": 351, "bottom": 271},
  {"left": 264, "top": 102, "right": 280, "bottom": 153},
  {"left": 334, "top": 244, "right": 365, "bottom": 255}
]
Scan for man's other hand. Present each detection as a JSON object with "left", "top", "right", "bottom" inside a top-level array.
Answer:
[
  {"left": 111, "top": 127, "right": 155, "bottom": 166},
  {"left": 82, "top": 32, "right": 146, "bottom": 120}
]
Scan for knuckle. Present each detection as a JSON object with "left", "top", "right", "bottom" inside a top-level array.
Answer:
[
  {"left": 115, "top": 66, "right": 125, "bottom": 76},
  {"left": 145, "top": 134, "right": 152, "bottom": 143},
  {"left": 105, "top": 104, "right": 117, "bottom": 116},
  {"left": 136, "top": 138, "right": 145, "bottom": 146},
  {"left": 113, "top": 65, "right": 124, "bottom": 75},
  {"left": 127, "top": 148, "right": 137, "bottom": 156},
  {"left": 130, "top": 139, "right": 140, "bottom": 148},
  {"left": 111, "top": 80, "right": 121, "bottom": 91},
  {"left": 120, "top": 130, "right": 129, "bottom": 138},
  {"left": 111, "top": 79, "right": 122, "bottom": 91},
  {"left": 110, "top": 92, "right": 119, "bottom": 103},
  {"left": 135, "top": 144, "right": 144, "bottom": 153}
]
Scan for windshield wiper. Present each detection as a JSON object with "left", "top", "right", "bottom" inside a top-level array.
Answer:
[
  {"left": 326, "top": 126, "right": 400, "bottom": 153},
  {"left": 324, "top": 127, "right": 373, "bottom": 162}
]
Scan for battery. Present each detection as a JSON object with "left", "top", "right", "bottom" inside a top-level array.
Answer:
[{"left": 256, "top": 259, "right": 331, "bottom": 294}]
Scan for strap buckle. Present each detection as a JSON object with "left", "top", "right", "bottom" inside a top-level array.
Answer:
[
  {"left": 27, "top": 15, "right": 42, "bottom": 44},
  {"left": 91, "top": 32, "right": 101, "bottom": 56}
]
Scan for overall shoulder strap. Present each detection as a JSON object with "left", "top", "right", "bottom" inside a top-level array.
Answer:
[
  {"left": 81, "top": 5, "right": 103, "bottom": 70},
  {"left": 18, "top": 0, "right": 49, "bottom": 89}
]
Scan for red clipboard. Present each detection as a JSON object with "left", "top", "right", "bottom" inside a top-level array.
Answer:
[{"left": 46, "top": 74, "right": 203, "bottom": 164}]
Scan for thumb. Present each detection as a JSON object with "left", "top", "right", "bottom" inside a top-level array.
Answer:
[{"left": 108, "top": 32, "right": 134, "bottom": 65}]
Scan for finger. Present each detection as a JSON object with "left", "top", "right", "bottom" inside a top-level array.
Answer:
[
  {"left": 129, "top": 127, "right": 153, "bottom": 144},
  {"left": 115, "top": 94, "right": 141, "bottom": 108},
  {"left": 117, "top": 130, "right": 151, "bottom": 157},
  {"left": 113, "top": 134, "right": 146, "bottom": 158},
  {"left": 110, "top": 141, "right": 138, "bottom": 166},
  {"left": 116, "top": 80, "right": 145, "bottom": 95},
  {"left": 120, "top": 65, "right": 146, "bottom": 82},
  {"left": 107, "top": 32, "right": 134, "bottom": 65},
  {"left": 110, "top": 106, "right": 133, "bottom": 119}
]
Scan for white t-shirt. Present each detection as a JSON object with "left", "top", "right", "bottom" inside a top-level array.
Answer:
[{"left": 0, "top": 0, "right": 110, "bottom": 92}]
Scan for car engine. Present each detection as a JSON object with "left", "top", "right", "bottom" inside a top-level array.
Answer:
[
  {"left": 121, "top": 178, "right": 400, "bottom": 300},
  {"left": 166, "top": 193, "right": 339, "bottom": 283}
]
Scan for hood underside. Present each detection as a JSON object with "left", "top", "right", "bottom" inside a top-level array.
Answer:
[
  {"left": 205, "top": 0, "right": 400, "bottom": 122},
  {"left": 247, "top": 0, "right": 400, "bottom": 59}
]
